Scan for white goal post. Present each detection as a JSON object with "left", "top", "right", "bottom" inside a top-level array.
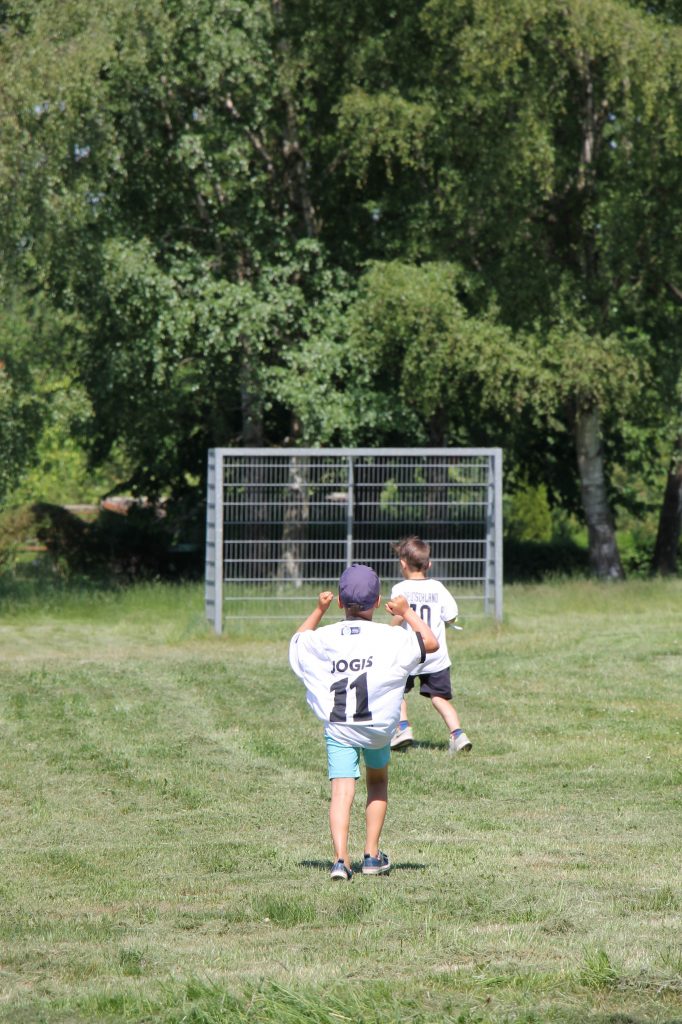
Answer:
[{"left": 205, "top": 447, "right": 503, "bottom": 633}]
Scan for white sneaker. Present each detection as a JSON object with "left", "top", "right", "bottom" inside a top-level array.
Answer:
[
  {"left": 390, "top": 723, "right": 414, "bottom": 750},
  {"left": 448, "top": 731, "right": 472, "bottom": 754}
]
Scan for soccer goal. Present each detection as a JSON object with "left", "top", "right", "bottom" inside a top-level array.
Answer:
[{"left": 205, "top": 447, "right": 503, "bottom": 633}]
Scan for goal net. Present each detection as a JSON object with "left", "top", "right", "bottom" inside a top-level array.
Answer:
[{"left": 205, "top": 447, "right": 502, "bottom": 633}]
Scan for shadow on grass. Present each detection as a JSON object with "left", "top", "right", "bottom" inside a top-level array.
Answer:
[
  {"left": 298, "top": 859, "right": 330, "bottom": 872},
  {"left": 299, "top": 859, "right": 426, "bottom": 872},
  {"left": 392, "top": 740, "right": 449, "bottom": 752},
  {"left": 0, "top": 572, "right": 122, "bottom": 612}
]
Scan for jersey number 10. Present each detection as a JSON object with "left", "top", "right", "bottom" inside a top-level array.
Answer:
[
  {"left": 330, "top": 673, "right": 372, "bottom": 722},
  {"left": 410, "top": 603, "right": 432, "bottom": 626}
]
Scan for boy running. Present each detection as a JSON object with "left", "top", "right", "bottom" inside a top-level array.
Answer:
[
  {"left": 389, "top": 535, "right": 472, "bottom": 755},
  {"left": 289, "top": 563, "right": 438, "bottom": 881}
]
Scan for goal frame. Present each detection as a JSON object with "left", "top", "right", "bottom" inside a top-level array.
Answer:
[{"left": 205, "top": 447, "right": 503, "bottom": 633}]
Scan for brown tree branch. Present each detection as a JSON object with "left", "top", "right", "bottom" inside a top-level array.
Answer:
[{"left": 224, "top": 94, "right": 275, "bottom": 176}]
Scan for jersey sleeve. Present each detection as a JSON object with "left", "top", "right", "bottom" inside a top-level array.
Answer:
[
  {"left": 440, "top": 585, "right": 459, "bottom": 623},
  {"left": 289, "top": 631, "right": 319, "bottom": 679},
  {"left": 290, "top": 629, "right": 330, "bottom": 684},
  {"left": 392, "top": 627, "right": 427, "bottom": 677},
  {"left": 289, "top": 633, "right": 305, "bottom": 678}
]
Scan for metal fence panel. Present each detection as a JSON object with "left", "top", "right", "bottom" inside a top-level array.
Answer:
[{"left": 205, "top": 448, "right": 502, "bottom": 631}]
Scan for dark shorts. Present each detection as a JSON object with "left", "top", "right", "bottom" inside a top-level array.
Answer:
[{"left": 404, "top": 668, "right": 452, "bottom": 700}]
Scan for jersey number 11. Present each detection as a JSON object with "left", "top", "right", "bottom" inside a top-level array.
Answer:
[{"left": 330, "top": 673, "right": 372, "bottom": 722}]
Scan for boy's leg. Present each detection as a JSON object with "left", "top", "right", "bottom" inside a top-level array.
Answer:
[
  {"left": 431, "top": 694, "right": 461, "bottom": 732},
  {"left": 422, "top": 671, "right": 472, "bottom": 753},
  {"left": 329, "top": 777, "right": 356, "bottom": 866},
  {"left": 364, "top": 766, "right": 388, "bottom": 858},
  {"left": 391, "top": 682, "right": 414, "bottom": 750},
  {"left": 430, "top": 695, "right": 472, "bottom": 753},
  {"left": 327, "top": 737, "right": 361, "bottom": 871},
  {"left": 361, "top": 747, "right": 391, "bottom": 874}
]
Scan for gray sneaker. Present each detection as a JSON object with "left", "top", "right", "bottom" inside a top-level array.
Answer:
[
  {"left": 330, "top": 860, "right": 353, "bottom": 881},
  {"left": 362, "top": 850, "right": 391, "bottom": 875},
  {"left": 390, "top": 724, "right": 414, "bottom": 750},
  {"left": 448, "top": 731, "right": 472, "bottom": 754}
]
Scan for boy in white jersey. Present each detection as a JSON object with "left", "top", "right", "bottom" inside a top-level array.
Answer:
[
  {"left": 289, "top": 563, "right": 438, "bottom": 881},
  {"left": 389, "top": 535, "right": 472, "bottom": 755}
]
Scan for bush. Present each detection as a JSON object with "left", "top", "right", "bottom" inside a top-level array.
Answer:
[
  {"left": 504, "top": 537, "right": 589, "bottom": 582},
  {"left": 0, "top": 502, "right": 201, "bottom": 582},
  {"left": 505, "top": 482, "right": 553, "bottom": 543},
  {"left": 0, "top": 504, "right": 41, "bottom": 573},
  {"left": 616, "top": 523, "right": 662, "bottom": 577}
]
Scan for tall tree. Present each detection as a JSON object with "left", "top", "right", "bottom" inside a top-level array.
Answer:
[
  {"left": 328, "top": 0, "right": 682, "bottom": 576},
  {"left": 1, "top": 0, "right": 681, "bottom": 584},
  {"left": 0, "top": 0, "right": 348, "bottom": 498}
]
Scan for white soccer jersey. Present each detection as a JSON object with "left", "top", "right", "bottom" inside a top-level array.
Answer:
[
  {"left": 390, "top": 578, "right": 458, "bottom": 674},
  {"left": 289, "top": 619, "right": 426, "bottom": 748}
]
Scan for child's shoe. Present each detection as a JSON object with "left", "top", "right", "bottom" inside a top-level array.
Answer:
[
  {"left": 448, "top": 730, "right": 472, "bottom": 754},
  {"left": 362, "top": 850, "right": 391, "bottom": 875},
  {"left": 390, "top": 722, "right": 414, "bottom": 750},
  {"left": 330, "top": 860, "right": 353, "bottom": 881}
]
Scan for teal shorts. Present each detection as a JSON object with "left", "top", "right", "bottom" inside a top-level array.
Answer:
[{"left": 326, "top": 736, "right": 391, "bottom": 779}]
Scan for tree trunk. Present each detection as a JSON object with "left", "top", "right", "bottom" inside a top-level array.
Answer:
[
  {"left": 278, "top": 453, "right": 309, "bottom": 587},
  {"left": 651, "top": 436, "right": 682, "bottom": 575},
  {"left": 574, "top": 403, "right": 625, "bottom": 579},
  {"left": 240, "top": 346, "right": 264, "bottom": 448},
  {"left": 571, "top": 60, "right": 623, "bottom": 579},
  {"left": 237, "top": 253, "right": 264, "bottom": 449},
  {"left": 239, "top": 336, "right": 269, "bottom": 574},
  {"left": 272, "top": 0, "right": 319, "bottom": 240}
]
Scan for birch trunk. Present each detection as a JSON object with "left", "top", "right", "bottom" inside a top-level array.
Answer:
[
  {"left": 239, "top": 339, "right": 269, "bottom": 573},
  {"left": 278, "top": 454, "right": 309, "bottom": 587},
  {"left": 574, "top": 403, "right": 624, "bottom": 579},
  {"left": 272, "top": 0, "right": 319, "bottom": 240},
  {"left": 572, "top": 60, "right": 624, "bottom": 579}
]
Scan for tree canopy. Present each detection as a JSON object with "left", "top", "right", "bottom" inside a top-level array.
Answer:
[{"left": 1, "top": 0, "right": 681, "bottom": 575}]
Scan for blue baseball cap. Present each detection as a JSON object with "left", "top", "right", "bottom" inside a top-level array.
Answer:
[{"left": 339, "top": 564, "right": 381, "bottom": 610}]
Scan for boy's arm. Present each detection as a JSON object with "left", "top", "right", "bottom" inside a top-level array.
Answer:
[
  {"left": 295, "top": 591, "right": 334, "bottom": 633},
  {"left": 388, "top": 586, "right": 404, "bottom": 626},
  {"left": 386, "top": 594, "right": 439, "bottom": 654}
]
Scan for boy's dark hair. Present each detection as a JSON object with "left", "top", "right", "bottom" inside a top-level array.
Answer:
[{"left": 393, "top": 535, "right": 431, "bottom": 573}]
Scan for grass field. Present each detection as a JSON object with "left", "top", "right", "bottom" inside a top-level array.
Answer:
[{"left": 0, "top": 577, "right": 680, "bottom": 1023}]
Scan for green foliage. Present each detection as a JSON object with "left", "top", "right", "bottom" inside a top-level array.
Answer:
[
  {"left": 534, "top": 318, "right": 652, "bottom": 418},
  {"left": 617, "top": 522, "right": 664, "bottom": 577},
  {"left": 0, "top": 290, "right": 48, "bottom": 504},
  {"left": 0, "top": 0, "right": 681, "bottom": 577},
  {"left": 328, "top": 0, "right": 682, "bottom": 571},
  {"left": 0, "top": 503, "right": 37, "bottom": 573},
  {"left": 337, "top": 87, "right": 436, "bottom": 185},
  {"left": 505, "top": 482, "right": 553, "bottom": 543},
  {"left": 341, "top": 260, "right": 523, "bottom": 446},
  {"left": 379, "top": 478, "right": 400, "bottom": 517},
  {"left": 0, "top": 0, "right": 358, "bottom": 490},
  {"left": 10, "top": 379, "right": 130, "bottom": 506}
]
